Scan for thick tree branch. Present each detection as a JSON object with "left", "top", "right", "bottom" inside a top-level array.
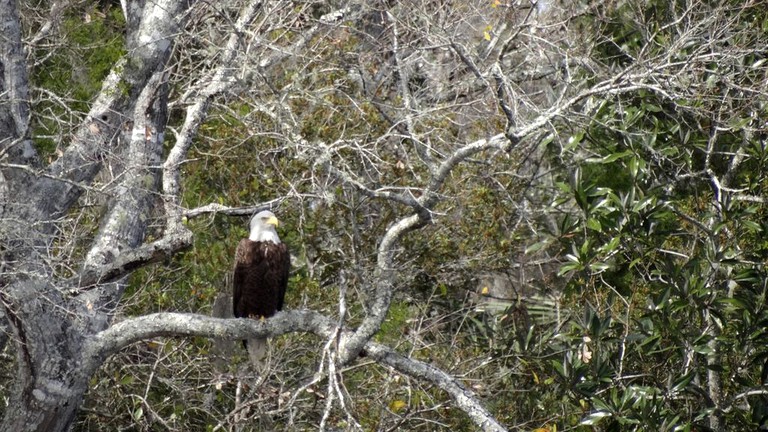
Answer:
[
  {"left": 87, "top": 309, "right": 507, "bottom": 432},
  {"left": 338, "top": 213, "right": 426, "bottom": 365},
  {"left": 83, "top": 70, "right": 168, "bottom": 270},
  {"left": 18, "top": 0, "right": 197, "bottom": 232},
  {"left": 87, "top": 310, "right": 335, "bottom": 360},
  {"left": 0, "top": 0, "right": 37, "bottom": 180},
  {"left": 68, "top": 230, "right": 194, "bottom": 290}
]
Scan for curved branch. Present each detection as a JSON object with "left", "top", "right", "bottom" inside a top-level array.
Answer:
[
  {"left": 86, "top": 309, "right": 507, "bottom": 432},
  {"left": 334, "top": 134, "right": 512, "bottom": 363},
  {"left": 338, "top": 212, "right": 426, "bottom": 364},
  {"left": 424, "top": 133, "right": 510, "bottom": 207},
  {"left": 333, "top": 133, "right": 511, "bottom": 363},
  {"left": 365, "top": 343, "right": 507, "bottom": 432}
]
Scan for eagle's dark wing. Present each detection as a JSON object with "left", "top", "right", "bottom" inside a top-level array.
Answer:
[
  {"left": 233, "top": 238, "right": 260, "bottom": 319},
  {"left": 275, "top": 243, "right": 290, "bottom": 311},
  {"left": 233, "top": 240, "right": 288, "bottom": 319}
]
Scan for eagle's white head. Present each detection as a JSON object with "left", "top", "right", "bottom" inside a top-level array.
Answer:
[{"left": 249, "top": 210, "right": 281, "bottom": 244}]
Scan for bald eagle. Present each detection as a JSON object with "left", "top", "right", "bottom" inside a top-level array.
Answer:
[{"left": 232, "top": 210, "right": 290, "bottom": 367}]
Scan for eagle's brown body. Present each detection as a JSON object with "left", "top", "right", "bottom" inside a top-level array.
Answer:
[
  {"left": 231, "top": 210, "right": 290, "bottom": 368},
  {"left": 232, "top": 239, "right": 290, "bottom": 321}
]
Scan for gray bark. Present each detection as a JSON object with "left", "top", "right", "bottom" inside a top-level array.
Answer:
[
  {"left": 0, "top": 1, "right": 195, "bottom": 430},
  {"left": 0, "top": 0, "right": 36, "bottom": 176},
  {"left": 1, "top": 280, "right": 90, "bottom": 432}
]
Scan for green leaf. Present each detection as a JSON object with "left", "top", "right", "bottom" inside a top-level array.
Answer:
[
  {"left": 643, "top": 103, "right": 663, "bottom": 113},
  {"left": 550, "top": 359, "right": 567, "bottom": 378},
  {"left": 598, "top": 236, "right": 621, "bottom": 255},
  {"left": 580, "top": 411, "right": 611, "bottom": 426},
  {"left": 591, "top": 397, "right": 613, "bottom": 411},
  {"left": 742, "top": 219, "right": 762, "bottom": 233},
  {"left": 525, "top": 239, "right": 550, "bottom": 254},
  {"left": 628, "top": 156, "right": 639, "bottom": 178},
  {"left": 589, "top": 262, "right": 612, "bottom": 273},
  {"left": 728, "top": 116, "right": 751, "bottom": 131},
  {"left": 565, "top": 132, "right": 584, "bottom": 151},
  {"left": 659, "top": 146, "right": 679, "bottom": 157},
  {"left": 692, "top": 344, "right": 714, "bottom": 355},
  {"left": 585, "top": 150, "right": 633, "bottom": 164},
  {"left": 670, "top": 371, "right": 695, "bottom": 393},
  {"left": 734, "top": 269, "right": 761, "bottom": 283},
  {"left": 637, "top": 334, "right": 661, "bottom": 352},
  {"left": 555, "top": 181, "right": 572, "bottom": 193},
  {"left": 558, "top": 261, "right": 583, "bottom": 276}
]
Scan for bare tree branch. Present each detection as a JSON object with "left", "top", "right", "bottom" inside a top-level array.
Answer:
[
  {"left": 163, "top": 0, "right": 264, "bottom": 233},
  {"left": 182, "top": 197, "right": 287, "bottom": 219},
  {"left": 69, "top": 230, "right": 194, "bottom": 290},
  {"left": 88, "top": 309, "right": 508, "bottom": 432}
]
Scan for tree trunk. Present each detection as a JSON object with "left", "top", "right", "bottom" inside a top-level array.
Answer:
[
  {"left": 0, "top": 280, "right": 98, "bottom": 432},
  {"left": 3, "top": 376, "right": 88, "bottom": 432},
  {"left": 0, "top": 1, "right": 191, "bottom": 429}
]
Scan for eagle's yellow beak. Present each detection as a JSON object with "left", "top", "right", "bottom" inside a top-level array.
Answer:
[{"left": 266, "top": 215, "right": 279, "bottom": 227}]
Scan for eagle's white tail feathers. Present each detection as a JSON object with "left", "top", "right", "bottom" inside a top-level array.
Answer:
[{"left": 247, "top": 337, "right": 268, "bottom": 368}]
